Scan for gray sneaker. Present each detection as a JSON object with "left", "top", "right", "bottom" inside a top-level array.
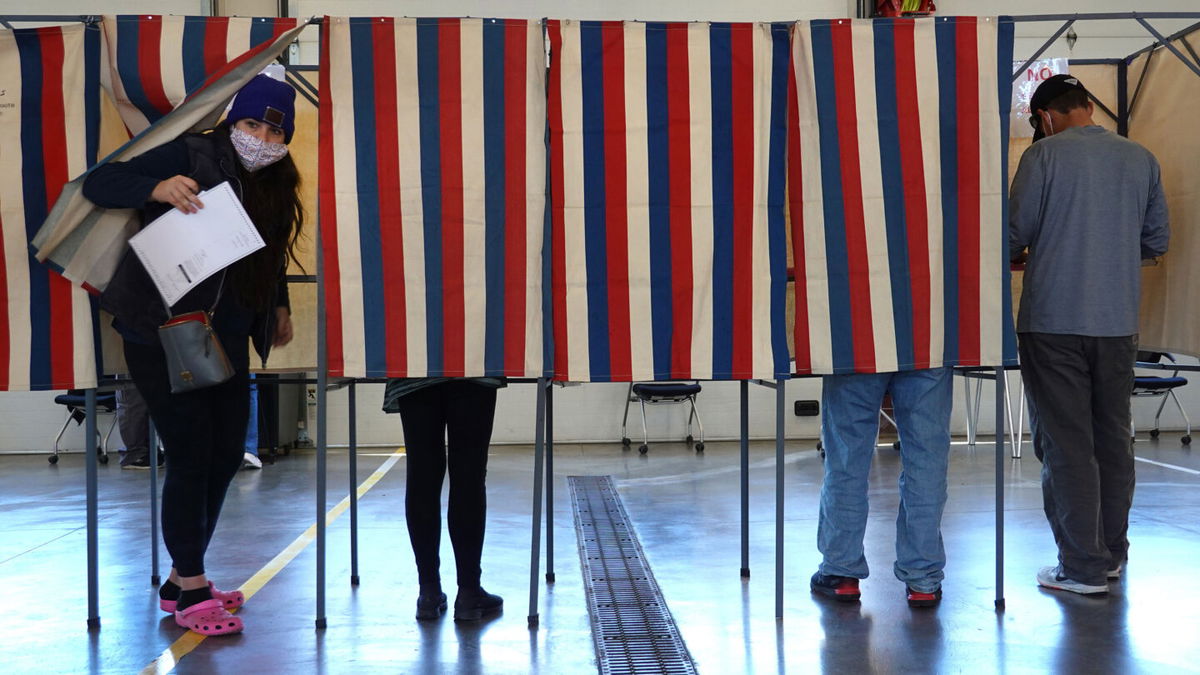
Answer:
[{"left": 1037, "top": 565, "right": 1108, "bottom": 595}]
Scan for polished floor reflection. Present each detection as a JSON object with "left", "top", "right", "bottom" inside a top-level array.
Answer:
[{"left": 1, "top": 432, "right": 1198, "bottom": 674}]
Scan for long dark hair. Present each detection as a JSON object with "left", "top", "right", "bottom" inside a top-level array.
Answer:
[{"left": 218, "top": 127, "right": 305, "bottom": 311}]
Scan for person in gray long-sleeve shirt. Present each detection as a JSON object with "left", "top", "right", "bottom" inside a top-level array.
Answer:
[{"left": 1010, "top": 74, "right": 1169, "bottom": 596}]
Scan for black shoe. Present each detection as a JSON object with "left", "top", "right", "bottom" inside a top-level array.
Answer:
[
  {"left": 810, "top": 572, "right": 861, "bottom": 602},
  {"left": 416, "top": 591, "right": 448, "bottom": 620},
  {"left": 121, "top": 451, "right": 163, "bottom": 470},
  {"left": 453, "top": 587, "right": 503, "bottom": 622}
]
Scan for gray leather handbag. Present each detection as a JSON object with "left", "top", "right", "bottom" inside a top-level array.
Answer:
[{"left": 157, "top": 273, "right": 234, "bottom": 393}]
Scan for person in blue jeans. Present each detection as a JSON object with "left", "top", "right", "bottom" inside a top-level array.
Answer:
[
  {"left": 243, "top": 376, "right": 262, "bottom": 469},
  {"left": 811, "top": 366, "right": 954, "bottom": 608}
]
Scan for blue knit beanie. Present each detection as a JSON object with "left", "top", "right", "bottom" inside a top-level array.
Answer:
[{"left": 225, "top": 74, "right": 296, "bottom": 144}]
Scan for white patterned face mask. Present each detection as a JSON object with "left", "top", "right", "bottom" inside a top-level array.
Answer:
[{"left": 230, "top": 126, "right": 289, "bottom": 171}]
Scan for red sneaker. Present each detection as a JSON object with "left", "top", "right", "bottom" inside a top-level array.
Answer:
[
  {"left": 906, "top": 586, "right": 942, "bottom": 608},
  {"left": 810, "top": 572, "right": 861, "bottom": 602}
]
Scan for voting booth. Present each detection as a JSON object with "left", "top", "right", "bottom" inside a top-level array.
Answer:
[{"left": 3, "top": 11, "right": 1198, "bottom": 629}]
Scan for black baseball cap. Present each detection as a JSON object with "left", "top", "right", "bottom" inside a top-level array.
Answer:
[{"left": 1029, "top": 74, "right": 1088, "bottom": 140}]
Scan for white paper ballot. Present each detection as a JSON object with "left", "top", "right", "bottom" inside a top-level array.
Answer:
[{"left": 128, "top": 181, "right": 265, "bottom": 307}]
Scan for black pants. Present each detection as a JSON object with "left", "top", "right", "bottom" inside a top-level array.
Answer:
[
  {"left": 395, "top": 381, "right": 498, "bottom": 590},
  {"left": 124, "top": 340, "right": 249, "bottom": 578},
  {"left": 1018, "top": 332, "right": 1136, "bottom": 586}
]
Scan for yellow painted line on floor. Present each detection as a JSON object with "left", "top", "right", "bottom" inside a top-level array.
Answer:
[
  {"left": 140, "top": 447, "right": 407, "bottom": 675},
  {"left": 1135, "top": 456, "right": 1200, "bottom": 476}
]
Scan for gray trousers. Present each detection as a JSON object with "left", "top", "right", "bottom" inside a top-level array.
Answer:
[
  {"left": 1018, "top": 332, "right": 1136, "bottom": 586},
  {"left": 116, "top": 383, "right": 150, "bottom": 457}
]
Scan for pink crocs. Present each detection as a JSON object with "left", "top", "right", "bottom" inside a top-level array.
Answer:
[
  {"left": 160, "top": 582, "right": 246, "bottom": 613},
  {"left": 174, "top": 598, "right": 244, "bottom": 636}
]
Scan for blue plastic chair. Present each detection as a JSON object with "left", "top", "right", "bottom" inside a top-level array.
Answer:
[
  {"left": 50, "top": 389, "right": 117, "bottom": 464},
  {"left": 620, "top": 382, "right": 704, "bottom": 454},
  {"left": 1133, "top": 352, "right": 1191, "bottom": 445}
]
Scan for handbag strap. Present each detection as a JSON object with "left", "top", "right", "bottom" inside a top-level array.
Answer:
[
  {"left": 164, "top": 269, "right": 227, "bottom": 318},
  {"left": 207, "top": 270, "right": 227, "bottom": 316}
]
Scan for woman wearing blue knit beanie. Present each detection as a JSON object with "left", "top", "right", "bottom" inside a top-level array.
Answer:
[{"left": 82, "top": 71, "right": 305, "bottom": 637}]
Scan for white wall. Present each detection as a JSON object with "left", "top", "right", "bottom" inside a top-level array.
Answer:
[
  {"left": 8, "top": 364, "right": 1200, "bottom": 453},
  {"left": 2, "top": 0, "right": 1198, "bottom": 453}
]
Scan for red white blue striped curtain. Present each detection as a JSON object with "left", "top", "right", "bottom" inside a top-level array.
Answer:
[
  {"left": 547, "top": 21, "right": 793, "bottom": 382},
  {"left": 319, "top": 17, "right": 548, "bottom": 379},
  {"left": 0, "top": 24, "right": 101, "bottom": 390},
  {"left": 788, "top": 17, "right": 1017, "bottom": 375},
  {"left": 32, "top": 20, "right": 306, "bottom": 299},
  {"left": 100, "top": 14, "right": 298, "bottom": 134}
]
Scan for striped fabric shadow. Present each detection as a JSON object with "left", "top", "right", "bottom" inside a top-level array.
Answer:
[{"left": 569, "top": 475, "right": 696, "bottom": 675}]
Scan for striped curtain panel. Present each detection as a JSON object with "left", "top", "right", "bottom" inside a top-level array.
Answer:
[
  {"left": 100, "top": 14, "right": 298, "bottom": 134},
  {"left": 547, "top": 21, "right": 792, "bottom": 382},
  {"left": 0, "top": 24, "right": 101, "bottom": 390},
  {"left": 31, "top": 21, "right": 306, "bottom": 296},
  {"left": 788, "top": 17, "right": 1017, "bottom": 375},
  {"left": 319, "top": 17, "right": 548, "bottom": 379}
]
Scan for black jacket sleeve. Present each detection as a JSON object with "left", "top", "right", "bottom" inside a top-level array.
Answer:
[
  {"left": 81, "top": 139, "right": 192, "bottom": 210},
  {"left": 276, "top": 274, "right": 291, "bottom": 312}
]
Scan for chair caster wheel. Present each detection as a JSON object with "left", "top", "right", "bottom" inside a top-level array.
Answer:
[
  {"left": 1183, "top": 435, "right": 1192, "bottom": 445},
  {"left": 686, "top": 434, "right": 694, "bottom": 444},
  {"left": 621, "top": 437, "right": 631, "bottom": 447},
  {"left": 1150, "top": 429, "right": 1160, "bottom": 438},
  {"left": 48, "top": 455, "right": 59, "bottom": 465},
  {"left": 98, "top": 454, "right": 109, "bottom": 465},
  {"left": 695, "top": 442, "right": 704, "bottom": 452},
  {"left": 638, "top": 444, "right": 648, "bottom": 455},
  {"left": 893, "top": 441, "right": 901, "bottom": 451}
]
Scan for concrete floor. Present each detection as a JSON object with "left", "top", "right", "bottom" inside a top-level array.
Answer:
[{"left": 1, "top": 432, "right": 1199, "bottom": 674}]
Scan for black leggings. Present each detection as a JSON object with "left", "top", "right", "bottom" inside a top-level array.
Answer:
[
  {"left": 395, "top": 381, "right": 498, "bottom": 589},
  {"left": 124, "top": 340, "right": 249, "bottom": 578}
]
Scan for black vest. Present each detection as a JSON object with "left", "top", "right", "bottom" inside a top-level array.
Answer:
[{"left": 99, "top": 132, "right": 281, "bottom": 366}]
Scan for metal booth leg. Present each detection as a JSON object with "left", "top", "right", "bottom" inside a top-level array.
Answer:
[
  {"left": 350, "top": 381, "right": 360, "bottom": 586},
  {"left": 149, "top": 421, "right": 160, "bottom": 586},
  {"left": 527, "top": 378, "right": 548, "bottom": 628},
  {"left": 775, "top": 379, "right": 786, "bottom": 619},
  {"left": 86, "top": 389, "right": 100, "bottom": 629},
  {"left": 740, "top": 381, "right": 750, "bottom": 578},
  {"left": 994, "top": 368, "right": 1006, "bottom": 611},
  {"left": 546, "top": 383, "right": 555, "bottom": 583}
]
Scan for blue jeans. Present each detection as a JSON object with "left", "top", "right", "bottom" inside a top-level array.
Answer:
[
  {"left": 817, "top": 367, "right": 953, "bottom": 593},
  {"left": 244, "top": 376, "right": 258, "bottom": 456}
]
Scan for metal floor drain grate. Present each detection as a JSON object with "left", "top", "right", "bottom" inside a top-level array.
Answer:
[{"left": 569, "top": 475, "right": 697, "bottom": 675}]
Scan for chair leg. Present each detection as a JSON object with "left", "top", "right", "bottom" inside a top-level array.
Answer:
[
  {"left": 963, "top": 378, "right": 974, "bottom": 445},
  {"left": 1003, "top": 374, "right": 1016, "bottom": 452},
  {"left": 968, "top": 378, "right": 984, "bottom": 447},
  {"left": 1169, "top": 390, "right": 1192, "bottom": 442},
  {"left": 1150, "top": 392, "right": 1170, "bottom": 432},
  {"left": 51, "top": 414, "right": 73, "bottom": 459},
  {"left": 101, "top": 416, "right": 118, "bottom": 458},
  {"left": 689, "top": 396, "right": 704, "bottom": 451},
  {"left": 638, "top": 398, "right": 650, "bottom": 454},
  {"left": 620, "top": 383, "right": 634, "bottom": 447},
  {"left": 1014, "top": 378, "right": 1026, "bottom": 459},
  {"left": 686, "top": 400, "right": 694, "bottom": 440}
]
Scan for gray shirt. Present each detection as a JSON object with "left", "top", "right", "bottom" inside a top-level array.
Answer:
[{"left": 1009, "top": 125, "right": 1169, "bottom": 336}]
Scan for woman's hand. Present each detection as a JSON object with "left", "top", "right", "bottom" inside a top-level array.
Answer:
[
  {"left": 150, "top": 175, "right": 204, "bottom": 214},
  {"left": 272, "top": 307, "right": 294, "bottom": 347}
]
